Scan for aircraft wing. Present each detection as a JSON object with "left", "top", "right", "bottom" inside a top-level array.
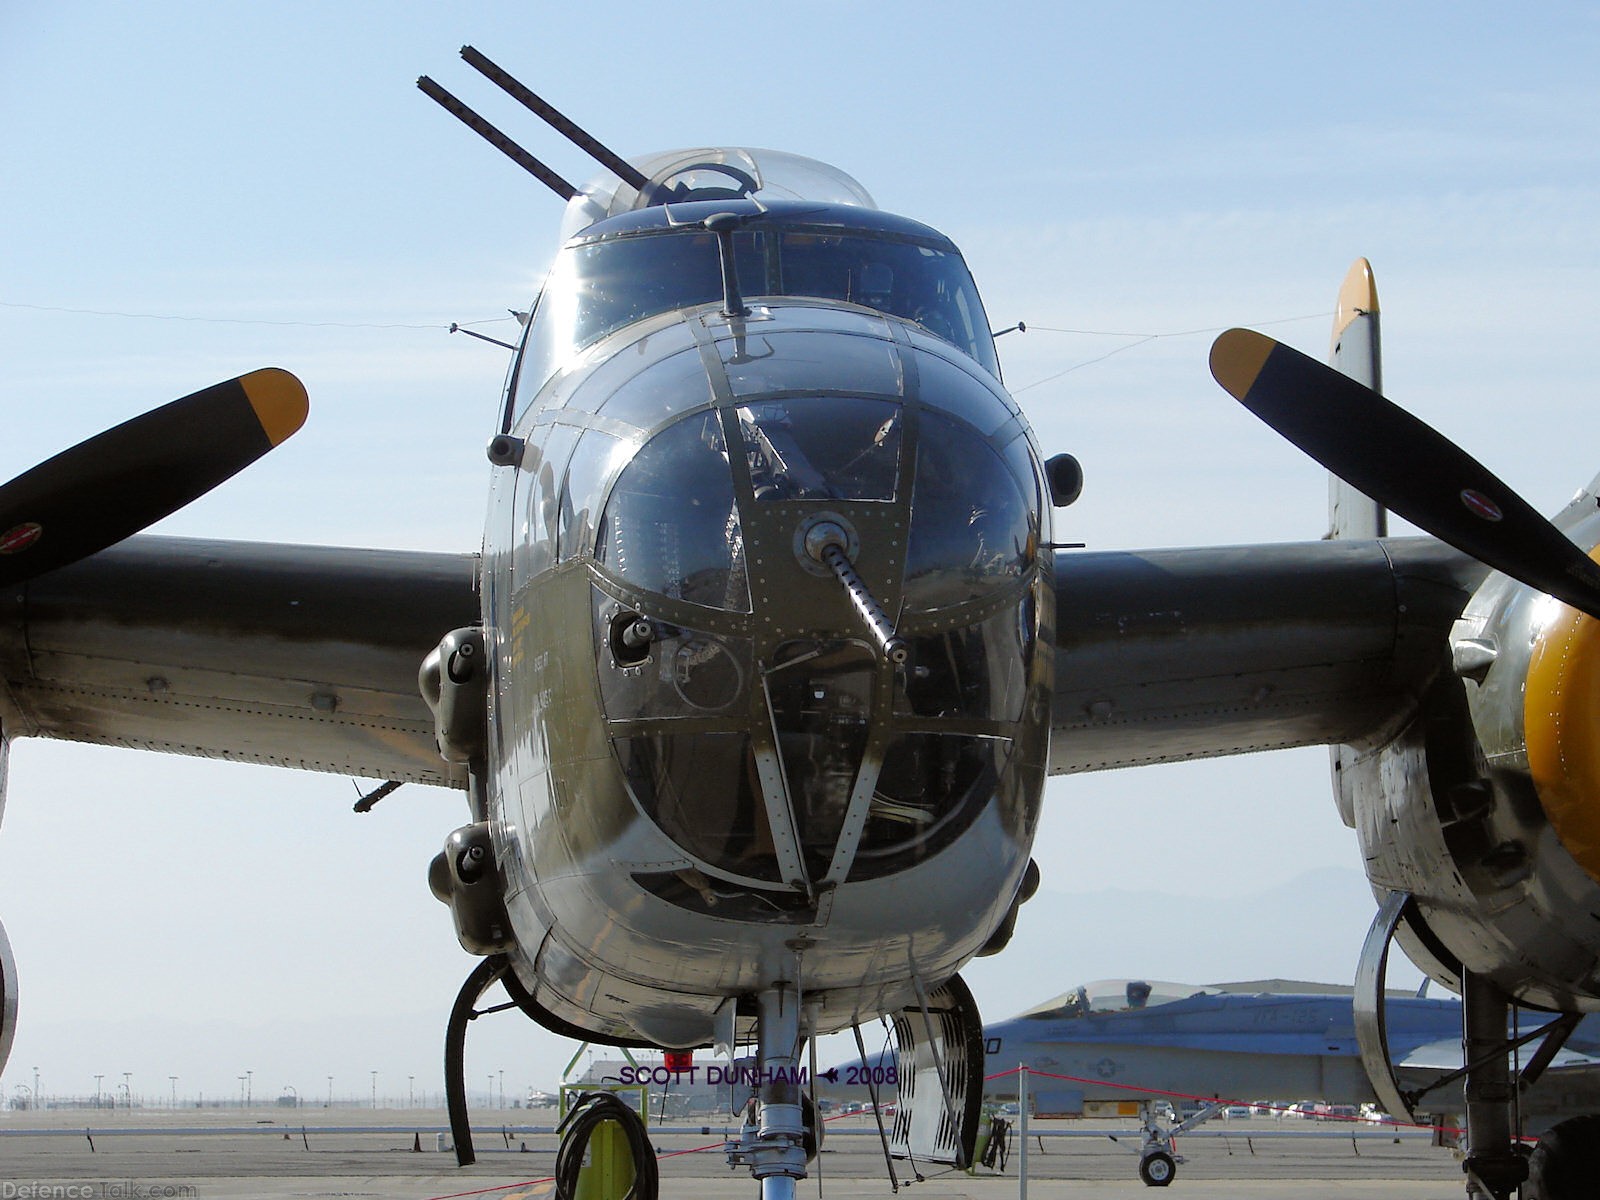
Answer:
[
  {"left": 0, "top": 534, "right": 479, "bottom": 787},
  {"left": 1399, "top": 1039, "right": 1600, "bottom": 1073},
  {"left": 1049, "top": 537, "right": 1482, "bottom": 774},
  {"left": 0, "top": 529, "right": 1479, "bottom": 788}
]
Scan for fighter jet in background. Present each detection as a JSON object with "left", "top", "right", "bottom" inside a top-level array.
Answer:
[{"left": 980, "top": 978, "right": 1600, "bottom": 1186}]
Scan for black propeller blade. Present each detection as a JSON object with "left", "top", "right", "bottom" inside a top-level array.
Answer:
[
  {"left": 0, "top": 368, "right": 308, "bottom": 586},
  {"left": 1210, "top": 327, "right": 1600, "bottom": 621}
]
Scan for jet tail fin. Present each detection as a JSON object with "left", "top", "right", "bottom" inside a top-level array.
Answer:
[{"left": 1326, "top": 258, "right": 1387, "bottom": 539}]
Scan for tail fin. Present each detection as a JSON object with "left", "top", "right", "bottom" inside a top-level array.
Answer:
[
  {"left": 1326, "top": 258, "right": 1387, "bottom": 539},
  {"left": 1328, "top": 260, "right": 1385, "bottom": 830}
]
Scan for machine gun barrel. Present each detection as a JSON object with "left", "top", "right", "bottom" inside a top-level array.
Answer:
[
  {"left": 460, "top": 46, "right": 651, "bottom": 193},
  {"left": 812, "top": 534, "right": 908, "bottom": 665},
  {"left": 416, "top": 76, "right": 578, "bottom": 201}
]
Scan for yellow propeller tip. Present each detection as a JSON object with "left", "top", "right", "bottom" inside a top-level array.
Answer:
[
  {"left": 239, "top": 368, "right": 309, "bottom": 446},
  {"left": 1208, "top": 328, "right": 1275, "bottom": 400}
]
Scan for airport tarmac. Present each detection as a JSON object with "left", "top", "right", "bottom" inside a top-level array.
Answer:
[{"left": 0, "top": 1108, "right": 1474, "bottom": 1199}]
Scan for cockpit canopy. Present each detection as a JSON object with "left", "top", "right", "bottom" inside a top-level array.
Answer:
[
  {"left": 529, "top": 200, "right": 999, "bottom": 379},
  {"left": 1014, "top": 980, "right": 1220, "bottom": 1020},
  {"left": 560, "top": 146, "right": 879, "bottom": 242}
]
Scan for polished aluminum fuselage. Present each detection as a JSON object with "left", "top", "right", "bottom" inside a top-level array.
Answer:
[{"left": 483, "top": 298, "right": 1053, "bottom": 1047}]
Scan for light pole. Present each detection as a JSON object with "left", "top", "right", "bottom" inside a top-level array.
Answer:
[
  {"left": 370, "top": 1070, "right": 377, "bottom": 1110},
  {"left": 498, "top": 1070, "right": 505, "bottom": 1109},
  {"left": 246, "top": 1070, "right": 253, "bottom": 1107},
  {"left": 408, "top": 1075, "right": 415, "bottom": 1109},
  {"left": 94, "top": 1075, "right": 103, "bottom": 1107},
  {"left": 327, "top": 1075, "right": 333, "bottom": 1107},
  {"left": 169, "top": 1076, "right": 178, "bottom": 1109},
  {"left": 122, "top": 1073, "right": 131, "bottom": 1108},
  {"left": 237, "top": 1076, "right": 246, "bottom": 1106},
  {"left": 32, "top": 1067, "right": 39, "bottom": 1109}
]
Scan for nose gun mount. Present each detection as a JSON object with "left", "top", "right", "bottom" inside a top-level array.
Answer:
[{"left": 799, "top": 517, "right": 909, "bottom": 665}]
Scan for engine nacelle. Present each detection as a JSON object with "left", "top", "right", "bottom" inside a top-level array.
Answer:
[{"left": 1352, "top": 481, "right": 1600, "bottom": 1011}]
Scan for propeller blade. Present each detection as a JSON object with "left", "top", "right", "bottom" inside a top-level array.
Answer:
[
  {"left": 1210, "top": 328, "right": 1600, "bottom": 621},
  {"left": 0, "top": 368, "right": 308, "bottom": 586}
]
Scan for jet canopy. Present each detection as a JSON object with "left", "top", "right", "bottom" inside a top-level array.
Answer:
[{"left": 1014, "top": 980, "right": 1220, "bottom": 1020}]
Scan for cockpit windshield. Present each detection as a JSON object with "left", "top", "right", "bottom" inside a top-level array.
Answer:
[
  {"left": 1013, "top": 980, "right": 1219, "bottom": 1020},
  {"left": 532, "top": 203, "right": 999, "bottom": 377}
]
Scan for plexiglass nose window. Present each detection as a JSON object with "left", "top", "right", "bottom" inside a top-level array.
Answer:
[
  {"left": 904, "top": 409, "right": 1033, "bottom": 611},
  {"left": 736, "top": 398, "right": 901, "bottom": 503},
  {"left": 596, "top": 411, "right": 751, "bottom": 611}
]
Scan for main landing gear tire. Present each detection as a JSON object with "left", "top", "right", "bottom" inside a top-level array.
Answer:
[
  {"left": 1527, "top": 1113, "right": 1600, "bottom": 1200},
  {"left": 1139, "top": 1150, "right": 1176, "bottom": 1187}
]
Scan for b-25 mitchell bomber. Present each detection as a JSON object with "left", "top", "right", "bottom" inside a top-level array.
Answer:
[{"left": 2, "top": 47, "right": 1600, "bottom": 1200}]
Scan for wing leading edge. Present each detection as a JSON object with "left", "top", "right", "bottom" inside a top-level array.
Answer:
[
  {"left": 1049, "top": 537, "right": 1483, "bottom": 774},
  {"left": 0, "top": 535, "right": 479, "bottom": 787}
]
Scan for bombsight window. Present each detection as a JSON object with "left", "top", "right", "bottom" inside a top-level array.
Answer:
[
  {"left": 765, "top": 639, "right": 878, "bottom": 882},
  {"left": 614, "top": 731, "right": 783, "bottom": 885},
  {"left": 596, "top": 411, "right": 751, "bottom": 612},
  {"left": 850, "top": 732, "right": 1011, "bottom": 879}
]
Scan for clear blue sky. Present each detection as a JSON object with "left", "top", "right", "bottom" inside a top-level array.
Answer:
[{"left": 1, "top": 2, "right": 1597, "bottom": 1103}]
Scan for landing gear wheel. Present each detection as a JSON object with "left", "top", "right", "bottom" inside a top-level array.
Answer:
[
  {"left": 1527, "top": 1113, "right": 1600, "bottom": 1199},
  {"left": 1139, "top": 1150, "right": 1176, "bottom": 1187}
]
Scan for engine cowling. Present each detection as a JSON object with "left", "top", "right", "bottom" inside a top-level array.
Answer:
[{"left": 1356, "top": 479, "right": 1600, "bottom": 1011}]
